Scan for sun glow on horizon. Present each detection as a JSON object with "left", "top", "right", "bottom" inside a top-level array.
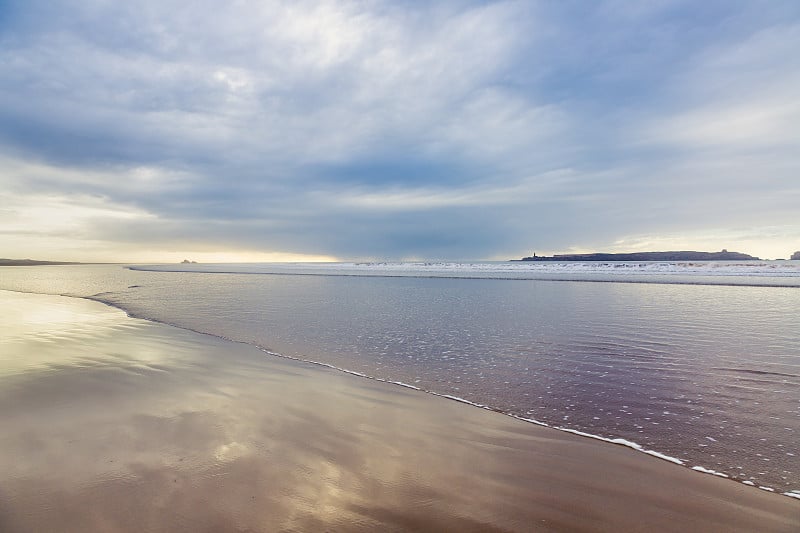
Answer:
[{"left": 126, "top": 251, "right": 339, "bottom": 264}]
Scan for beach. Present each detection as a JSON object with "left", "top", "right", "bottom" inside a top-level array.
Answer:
[{"left": 0, "top": 289, "right": 797, "bottom": 532}]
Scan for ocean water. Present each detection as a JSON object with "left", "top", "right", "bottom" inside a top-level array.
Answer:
[{"left": 1, "top": 261, "right": 799, "bottom": 497}]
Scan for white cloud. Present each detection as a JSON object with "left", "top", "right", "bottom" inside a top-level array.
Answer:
[
  {"left": 0, "top": 188, "right": 152, "bottom": 238},
  {"left": 1, "top": 1, "right": 539, "bottom": 166},
  {"left": 1, "top": 1, "right": 799, "bottom": 260},
  {"left": 653, "top": 99, "right": 799, "bottom": 148},
  {"left": 431, "top": 88, "right": 569, "bottom": 162},
  {"left": 641, "top": 22, "right": 800, "bottom": 150}
]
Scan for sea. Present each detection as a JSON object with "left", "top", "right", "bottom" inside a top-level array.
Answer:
[{"left": 1, "top": 260, "right": 799, "bottom": 498}]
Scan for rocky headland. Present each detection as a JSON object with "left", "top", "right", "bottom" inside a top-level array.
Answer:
[{"left": 519, "top": 250, "right": 760, "bottom": 262}]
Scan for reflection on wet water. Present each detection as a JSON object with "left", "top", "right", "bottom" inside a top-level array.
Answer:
[
  {"left": 0, "top": 266, "right": 799, "bottom": 495},
  {"left": 93, "top": 274, "right": 800, "bottom": 493},
  {"left": 1, "top": 291, "right": 797, "bottom": 532}
]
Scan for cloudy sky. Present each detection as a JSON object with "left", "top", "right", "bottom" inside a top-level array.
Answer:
[{"left": 1, "top": 0, "right": 798, "bottom": 262}]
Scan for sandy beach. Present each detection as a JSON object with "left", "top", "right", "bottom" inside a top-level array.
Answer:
[{"left": 0, "top": 289, "right": 797, "bottom": 532}]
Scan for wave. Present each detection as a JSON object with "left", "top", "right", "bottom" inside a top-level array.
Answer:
[
  {"left": 713, "top": 367, "right": 800, "bottom": 379},
  {"left": 128, "top": 261, "right": 800, "bottom": 287}
]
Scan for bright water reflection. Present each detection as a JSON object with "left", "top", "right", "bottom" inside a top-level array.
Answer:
[{"left": 0, "top": 264, "right": 798, "bottom": 494}]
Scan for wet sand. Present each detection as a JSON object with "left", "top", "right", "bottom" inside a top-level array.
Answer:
[{"left": 0, "top": 290, "right": 797, "bottom": 532}]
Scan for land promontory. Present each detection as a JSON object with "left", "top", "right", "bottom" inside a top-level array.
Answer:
[
  {"left": 0, "top": 258, "right": 80, "bottom": 266},
  {"left": 519, "top": 250, "right": 760, "bottom": 262},
  {"left": 791, "top": 251, "right": 800, "bottom": 260}
]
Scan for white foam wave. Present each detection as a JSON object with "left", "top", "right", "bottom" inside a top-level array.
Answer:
[
  {"left": 248, "top": 346, "right": 697, "bottom": 471},
  {"left": 692, "top": 465, "right": 729, "bottom": 478},
  {"left": 248, "top": 345, "right": 800, "bottom": 498},
  {"left": 128, "top": 260, "right": 800, "bottom": 286}
]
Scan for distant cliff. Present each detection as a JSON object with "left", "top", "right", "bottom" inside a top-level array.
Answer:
[
  {"left": 519, "top": 250, "right": 760, "bottom": 262},
  {"left": 791, "top": 251, "right": 800, "bottom": 260},
  {"left": 0, "top": 258, "right": 80, "bottom": 266}
]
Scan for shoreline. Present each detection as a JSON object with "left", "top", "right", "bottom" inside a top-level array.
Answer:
[
  {"left": 2, "top": 280, "right": 799, "bottom": 497},
  {"left": 85, "top": 290, "right": 796, "bottom": 498},
  {"left": 0, "top": 289, "right": 797, "bottom": 531},
  {"left": 5, "top": 285, "right": 800, "bottom": 499}
]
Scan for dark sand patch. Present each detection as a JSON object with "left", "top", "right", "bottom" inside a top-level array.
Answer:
[{"left": 0, "top": 290, "right": 797, "bottom": 532}]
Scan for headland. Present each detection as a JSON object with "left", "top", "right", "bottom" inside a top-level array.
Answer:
[
  {"left": 0, "top": 258, "right": 81, "bottom": 266},
  {"left": 519, "top": 250, "right": 760, "bottom": 261}
]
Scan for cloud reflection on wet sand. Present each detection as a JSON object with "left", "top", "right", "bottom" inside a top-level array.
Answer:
[{"left": 0, "top": 291, "right": 796, "bottom": 532}]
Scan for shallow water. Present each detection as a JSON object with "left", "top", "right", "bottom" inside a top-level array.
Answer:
[
  {"left": 3, "top": 290, "right": 796, "bottom": 532},
  {"left": 1, "top": 263, "right": 798, "bottom": 495}
]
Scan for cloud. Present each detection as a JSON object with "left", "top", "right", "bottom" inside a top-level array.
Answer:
[
  {"left": 642, "top": 21, "right": 800, "bottom": 150},
  {"left": 0, "top": 0, "right": 798, "bottom": 261}
]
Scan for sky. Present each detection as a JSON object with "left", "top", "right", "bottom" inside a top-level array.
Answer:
[{"left": 1, "top": 0, "right": 798, "bottom": 262}]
